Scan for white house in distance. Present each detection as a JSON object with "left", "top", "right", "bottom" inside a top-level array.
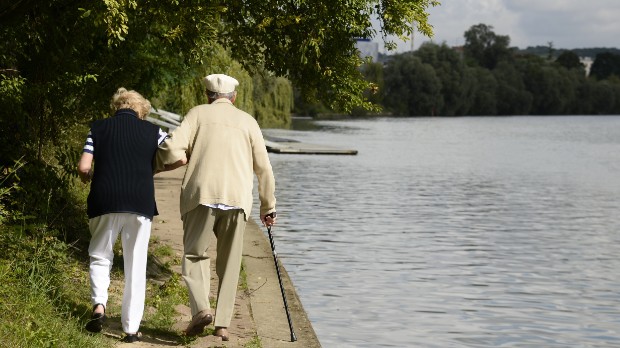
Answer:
[
  {"left": 580, "top": 56, "right": 593, "bottom": 76},
  {"left": 355, "top": 38, "right": 379, "bottom": 62}
]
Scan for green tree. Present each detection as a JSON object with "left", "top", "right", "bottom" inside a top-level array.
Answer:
[
  {"left": 611, "top": 79, "right": 620, "bottom": 114},
  {"left": 253, "top": 73, "right": 294, "bottom": 128},
  {"left": 361, "top": 62, "right": 385, "bottom": 106},
  {"left": 521, "top": 61, "right": 573, "bottom": 115},
  {"left": 590, "top": 80, "right": 616, "bottom": 114},
  {"left": 350, "top": 61, "right": 385, "bottom": 116},
  {"left": 0, "top": 0, "right": 439, "bottom": 231},
  {"left": 590, "top": 52, "right": 620, "bottom": 80},
  {"left": 563, "top": 66, "right": 618, "bottom": 115},
  {"left": 219, "top": 0, "right": 438, "bottom": 112},
  {"left": 555, "top": 51, "right": 584, "bottom": 72},
  {"left": 463, "top": 23, "right": 512, "bottom": 70},
  {"left": 493, "top": 61, "right": 532, "bottom": 115},
  {"left": 468, "top": 66, "right": 498, "bottom": 115},
  {"left": 558, "top": 69, "right": 588, "bottom": 114},
  {"left": 574, "top": 77, "right": 596, "bottom": 115},
  {"left": 612, "top": 81, "right": 620, "bottom": 114},
  {"left": 1, "top": 0, "right": 439, "bottom": 162},
  {"left": 383, "top": 53, "right": 442, "bottom": 116},
  {"left": 415, "top": 42, "right": 471, "bottom": 115}
]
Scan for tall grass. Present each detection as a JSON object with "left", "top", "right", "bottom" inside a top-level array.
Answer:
[
  {"left": 0, "top": 157, "right": 114, "bottom": 347},
  {"left": 0, "top": 224, "right": 113, "bottom": 348}
]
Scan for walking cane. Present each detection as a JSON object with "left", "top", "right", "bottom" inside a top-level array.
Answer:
[{"left": 267, "top": 223, "right": 297, "bottom": 342}]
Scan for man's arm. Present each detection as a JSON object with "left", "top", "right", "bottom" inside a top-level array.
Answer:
[{"left": 252, "top": 125, "right": 277, "bottom": 223}]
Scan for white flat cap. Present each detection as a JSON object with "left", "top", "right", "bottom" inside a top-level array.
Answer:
[{"left": 204, "top": 74, "right": 239, "bottom": 93}]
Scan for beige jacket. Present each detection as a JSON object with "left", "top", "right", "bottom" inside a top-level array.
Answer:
[{"left": 156, "top": 98, "right": 276, "bottom": 219}]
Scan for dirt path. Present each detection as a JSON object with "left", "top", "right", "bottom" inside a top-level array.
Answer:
[{"left": 114, "top": 167, "right": 320, "bottom": 348}]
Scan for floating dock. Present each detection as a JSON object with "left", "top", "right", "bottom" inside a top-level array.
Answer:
[
  {"left": 146, "top": 109, "right": 357, "bottom": 155},
  {"left": 264, "top": 136, "right": 358, "bottom": 155}
]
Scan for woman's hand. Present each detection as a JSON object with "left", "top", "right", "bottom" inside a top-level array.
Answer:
[{"left": 78, "top": 152, "right": 93, "bottom": 184}]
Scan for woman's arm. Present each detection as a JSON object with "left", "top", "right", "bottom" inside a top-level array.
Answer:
[
  {"left": 155, "top": 117, "right": 192, "bottom": 172},
  {"left": 156, "top": 157, "right": 188, "bottom": 173},
  {"left": 77, "top": 152, "right": 93, "bottom": 183}
]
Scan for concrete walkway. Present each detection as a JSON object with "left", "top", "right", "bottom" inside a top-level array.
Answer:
[{"left": 118, "top": 167, "right": 320, "bottom": 347}]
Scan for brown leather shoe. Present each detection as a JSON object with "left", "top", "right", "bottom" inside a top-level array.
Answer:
[
  {"left": 214, "top": 326, "right": 229, "bottom": 341},
  {"left": 184, "top": 310, "right": 213, "bottom": 336}
]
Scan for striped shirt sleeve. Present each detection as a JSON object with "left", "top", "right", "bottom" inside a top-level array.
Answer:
[
  {"left": 83, "top": 131, "right": 94, "bottom": 154},
  {"left": 158, "top": 128, "right": 169, "bottom": 145}
]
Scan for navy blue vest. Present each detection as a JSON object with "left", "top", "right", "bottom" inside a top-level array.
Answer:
[{"left": 87, "top": 109, "right": 159, "bottom": 219}]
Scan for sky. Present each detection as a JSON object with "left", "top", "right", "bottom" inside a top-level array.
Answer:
[{"left": 377, "top": 0, "right": 620, "bottom": 53}]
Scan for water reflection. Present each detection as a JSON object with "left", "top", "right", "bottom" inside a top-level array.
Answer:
[{"left": 255, "top": 116, "right": 620, "bottom": 347}]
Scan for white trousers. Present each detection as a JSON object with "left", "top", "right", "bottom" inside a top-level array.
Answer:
[{"left": 88, "top": 213, "right": 151, "bottom": 334}]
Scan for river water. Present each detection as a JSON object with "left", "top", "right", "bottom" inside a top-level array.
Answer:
[{"left": 255, "top": 116, "right": 620, "bottom": 348}]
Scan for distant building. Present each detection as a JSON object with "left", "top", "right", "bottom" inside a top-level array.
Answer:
[
  {"left": 355, "top": 38, "right": 379, "bottom": 62},
  {"left": 580, "top": 56, "right": 593, "bottom": 76},
  {"left": 452, "top": 45, "right": 465, "bottom": 59}
]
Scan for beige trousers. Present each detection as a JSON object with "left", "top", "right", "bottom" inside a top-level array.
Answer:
[{"left": 182, "top": 205, "right": 246, "bottom": 327}]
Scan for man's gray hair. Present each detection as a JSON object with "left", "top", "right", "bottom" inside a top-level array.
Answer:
[{"left": 207, "top": 91, "right": 236, "bottom": 100}]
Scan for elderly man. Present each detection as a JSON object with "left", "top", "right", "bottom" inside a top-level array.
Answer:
[{"left": 156, "top": 74, "right": 277, "bottom": 341}]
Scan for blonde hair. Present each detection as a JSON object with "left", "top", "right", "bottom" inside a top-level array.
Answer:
[{"left": 110, "top": 87, "right": 151, "bottom": 119}]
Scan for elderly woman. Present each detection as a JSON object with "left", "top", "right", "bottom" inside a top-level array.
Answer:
[{"left": 78, "top": 88, "right": 168, "bottom": 343}]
